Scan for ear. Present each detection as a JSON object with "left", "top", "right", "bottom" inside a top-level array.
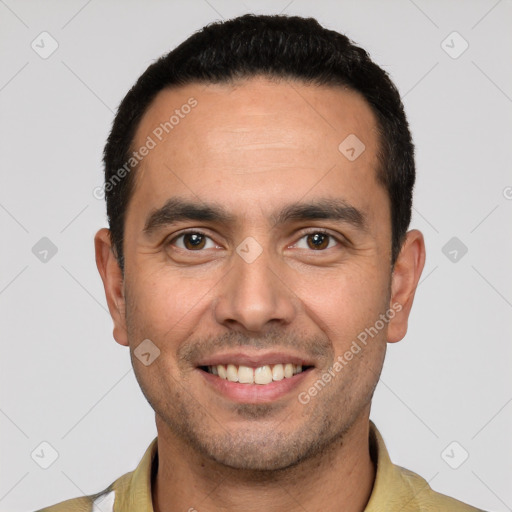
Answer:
[
  {"left": 94, "top": 228, "right": 128, "bottom": 346},
  {"left": 387, "top": 229, "right": 426, "bottom": 343}
]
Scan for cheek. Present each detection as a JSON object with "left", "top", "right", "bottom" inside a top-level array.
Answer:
[
  {"left": 296, "top": 265, "right": 390, "bottom": 343},
  {"left": 126, "top": 267, "right": 212, "bottom": 340},
  {"left": 300, "top": 260, "right": 389, "bottom": 304}
]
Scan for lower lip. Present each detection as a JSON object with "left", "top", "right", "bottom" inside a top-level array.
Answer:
[{"left": 198, "top": 368, "right": 313, "bottom": 403}]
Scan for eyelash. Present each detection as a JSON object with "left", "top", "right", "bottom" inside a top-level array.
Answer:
[{"left": 168, "top": 228, "right": 344, "bottom": 251}]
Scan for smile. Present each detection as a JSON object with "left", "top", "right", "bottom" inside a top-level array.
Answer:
[{"left": 201, "top": 363, "right": 311, "bottom": 385}]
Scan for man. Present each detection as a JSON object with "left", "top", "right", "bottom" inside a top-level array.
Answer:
[{"left": 38, "top": 13, "right": 485, "bottom": 512}]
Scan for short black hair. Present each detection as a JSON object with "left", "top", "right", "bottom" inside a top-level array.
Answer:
[{"left": 103, "top": 13, "right": 415, "bottom": 271}]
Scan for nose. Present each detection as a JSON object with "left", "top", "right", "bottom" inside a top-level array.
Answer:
[{"left": 213, "top": 243, "right": 297, "bottom": 333}]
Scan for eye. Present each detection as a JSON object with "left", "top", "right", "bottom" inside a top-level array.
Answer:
[
  {"left": 169, "top": 231, "right": 218, "bottom": 251},
  {"left": 292, "top": 231, "right": 341, "bottom": 251}
]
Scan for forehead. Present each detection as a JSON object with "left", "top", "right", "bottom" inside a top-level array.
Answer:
[
  {"left": 135, "top": 77, "right": 379, "bottom": 159},
  {"left": 129, "top": 77, "right": 384, "bottom": 219}
]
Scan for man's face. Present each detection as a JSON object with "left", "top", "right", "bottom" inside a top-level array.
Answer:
[{"left": 117, "top": 77, "right": 395, "bottom": 470}]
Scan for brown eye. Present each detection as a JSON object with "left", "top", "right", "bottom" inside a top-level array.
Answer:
[
  {"left": 183, "top": 233, "right": 206, "bottom": 250},
  {"left": 292, "top": 231, "right": 340, "bottom": 251},
  {"left": 306, "top": 232, "right": 330, "bottom": 250},
  {"left": 171, "top": 232, "right": 216, "bottom": 251}
]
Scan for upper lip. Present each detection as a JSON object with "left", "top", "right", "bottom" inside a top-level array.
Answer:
[{"left": 196, "top": 350, "right": 316, "bottom": 368}]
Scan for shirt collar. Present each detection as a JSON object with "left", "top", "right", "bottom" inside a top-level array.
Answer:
[
  {"left": 364, "top": 420, "right": 419, "bottom": 510},
  {"left": 122, "top": 421, "right": 415, "bottom": 511}
]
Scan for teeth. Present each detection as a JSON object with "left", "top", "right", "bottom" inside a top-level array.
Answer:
[
  {"left": 217, "top": 364, "right": 227, "bottom": 380},
  {"left": 254, "top": 365, "right": 273, "bottom": 384},
  {"left": 226, "top": 364, "right": 238, "bottom": 382},
  {"left": 272, "top": 363, "right": 284, "bottom": 381},
  {"left": 206, "top": 363, "right": 306, "bottom": 385},
  {"left": 238, "top": 365, "right": 254, "bottom": 384}
]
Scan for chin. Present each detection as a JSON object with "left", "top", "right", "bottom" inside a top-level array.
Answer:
[
  {"left": 196, "top": 428, "right": 331, "bottom": 473},
  {"left": 208, "top": 445, "right": 305, "bottom": 472}
]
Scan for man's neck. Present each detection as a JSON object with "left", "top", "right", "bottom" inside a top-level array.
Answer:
[{"left": 152, "top": 413, "right": 375, "bottom": 512}]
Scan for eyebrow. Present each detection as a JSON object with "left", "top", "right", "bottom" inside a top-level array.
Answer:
[
  {"left": 143, "top": 198, "right": 235, "bottom": 235},
  {"left": 270, "top": 198, "right": 367, "bottom": 231},
  {"left": 143, "top": 197, "right": 367, "bottom": 235}
]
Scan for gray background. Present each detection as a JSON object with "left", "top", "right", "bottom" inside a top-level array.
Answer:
[{"left": 1, "top": 0, "right": 511, "bottom": 510}]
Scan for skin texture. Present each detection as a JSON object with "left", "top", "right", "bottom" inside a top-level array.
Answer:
[{"left": 95, "top": 77, "right": 425, "bottom": 512}]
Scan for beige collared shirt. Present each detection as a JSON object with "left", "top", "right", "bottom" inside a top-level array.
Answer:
[{"left": 36, "top": 421, "right": 485, "bottom": 511}]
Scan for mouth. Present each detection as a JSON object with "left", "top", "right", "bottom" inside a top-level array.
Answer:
[
  {"left": 199, "top": 363, "right": 313, "bottom": 385},
  {"left": 195, "top": 351, "right": 316, "bottom": 403}
]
